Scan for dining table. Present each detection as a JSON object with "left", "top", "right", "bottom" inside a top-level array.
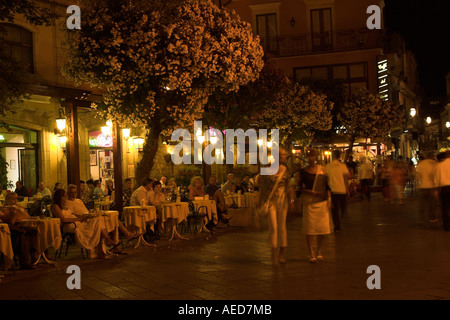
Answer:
[
  {"left": 81, "top": 210, "right": 120, "bottom": 254},
  {"left": 122, "top": 206, "right": 158, "bottom": 248},
  {"left": 243, "top": 192, "right": 258, "bottom": 208},
  {"left": 157, "top": 202, "right": 189, "bottom": 241},
  {"left": 224, "top": 194, "right": 245, "bottom": 208},
  {"left": 0, "top": 223, "right": 14, "bottom": 271},
  {"left": 17, "top": 217, "right": 62, "bottom": 266}
]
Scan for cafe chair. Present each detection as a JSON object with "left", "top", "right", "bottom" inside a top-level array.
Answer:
[
  {"left": 184, "top": 200, "right": 209, "bottom": 236},
  {"left": 109, "top": 200, "right": 118, "bottom": 211},
  {"left": 85, "top": 200, "right": 95, "bottom": 211},
  {"left": 41, "top": 195, "right": 52, "bottom": 205},
  {"left": 29, "top": 199, "right": 50, "bottom": 217},
  {"left": 9, "top": 224, "right": 36, "bottom": 272},
  {"left": 55, "top": 222, "right": 87, "bottom": 260}
]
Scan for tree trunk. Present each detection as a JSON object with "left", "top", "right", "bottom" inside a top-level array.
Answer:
[
  {"left": 135, "top": 123, "right": 162, "bottom": 186},
  {"left": 345, "top": 137, "right": 355, "bottom": 162}
]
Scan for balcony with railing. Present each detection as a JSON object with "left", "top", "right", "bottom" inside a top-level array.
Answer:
[{"left": 260, "top": 28, "right": 385, "bottom": 57}]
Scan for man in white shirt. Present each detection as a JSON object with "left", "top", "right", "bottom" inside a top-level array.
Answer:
[
  {"left": 130, "top": 178, "right": 153, "bottom": 206},
  {"left": 221, "top": 173, "right": 236, "bottom": 195},
  {"left": 325, "top": 150, "right": 350, "bottom": 232},
  {"left": 37, "top": 182, "right": 52, "bottom": 198},
  {"left": 66, "top": 185, "right": 90, "bottom": 215},
  {"left": 436, "top": 151, "right": 450, "bottom": 231},
  {"left": 416, "top": 152, "right": 438, "bottom": 223},
  {"left": 359, "top": 157, "right": 374, "bottom": 201}
]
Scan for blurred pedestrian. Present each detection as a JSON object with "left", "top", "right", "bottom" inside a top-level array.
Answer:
[
  {"left": 436, "top": 151, "right": 450, "bottom": 231},
  {"left": 325, "top": 150, "right": 350, "bottom": 233},
  {"left": 380, "top": 156, "right": 394, "bottom": 202},
  {"left": 299, "top": 148, "right": 331, "bottom": 263},
  {"left": 359, "top": 157, "right": 374, "bottom": 201},
  {"left": 257, "top": 148, "right": 292, "bottom": 265},
  {"left": 406, "top": 160, "right": 417, "bottom": 194},
  {"left": 391, "top": 161, "right": 407, "bottom": 205},
  {"left": 416, "top": 152, "right": 438, "bottom": 223}
]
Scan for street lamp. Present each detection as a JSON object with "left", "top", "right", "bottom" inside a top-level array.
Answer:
[
  {"left": 122, "top": 128, "right": 131, "bottom": 140},
  {"left": 410, "top": 108, "right": 416, "bottom": 117},
  {"left": 426, "top": 117, "right": 432, "bottom": 125},
  {"left": 210, "top": 135, "right": 218, "bottom": 145},
  {"left": 133, "top": 137, "right": 144, "bottom": 152},
  {"left": 55, "top": 107, "right": 67, "bottom": 133},
  {"left": 446, "top": 121, "right": 450, "bottom": 129},
  {"left": 257, "top": 139, "right": 263, "bottom": 147}
]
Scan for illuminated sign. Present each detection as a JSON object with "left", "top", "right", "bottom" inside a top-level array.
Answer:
[
  {"left": 377, "top": 56, "right": 389, "bottom": 101},
  {"left": 89, "top": 133, "right": 113, "bottom": 147}
]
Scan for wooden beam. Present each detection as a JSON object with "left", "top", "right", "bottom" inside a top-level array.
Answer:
[
  {"left": 65, "top": 100, "right": 80, "bottom": 195},
  {"left": 113, "top": 121, "right": 124, "bottom": 213}
]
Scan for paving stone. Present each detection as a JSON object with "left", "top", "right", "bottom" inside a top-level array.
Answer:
[{"left": 1, "top": 191, "right": 450, "bottom": 300}]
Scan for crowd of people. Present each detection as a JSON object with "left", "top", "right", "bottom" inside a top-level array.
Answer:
[
  {"left": 256, "top": 148, "right": 450, "bottom": 265},
  {"left": 0, "top": 172, "right": 260, "bottom": 270},
  {"left": 1, "top": 148, "right": 449, "bottom": 270}
]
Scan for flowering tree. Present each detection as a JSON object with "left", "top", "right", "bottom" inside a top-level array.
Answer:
[
  {"left": 203, "top": 54, "right": 288, "bottom": 130},
  {"left": 63, "top": 0, "right": 264, "bottom": 182},
  {"left": 257, "top": 82, "right": 334, "bottom": 147},
  {"left": 338, "top": 88, "right": 405, "bottom": 158}
]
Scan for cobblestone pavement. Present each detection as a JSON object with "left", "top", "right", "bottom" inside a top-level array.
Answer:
[{"left": 1, "top": 191, "right": 450, "bottom": 300}]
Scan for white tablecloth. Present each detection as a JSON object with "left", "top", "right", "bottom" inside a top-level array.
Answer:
[
  {"left": 17, "top": 218, "right": 62, "bottom": 254},
  {"left": 192, "top": 200, "right": 218, "bottom": 224},
  {"left": 224, "top": 194, "right": 245, "bottom": 208},
  {"left": 123, "top": 206, "right": 157, "bottom": 233},
  {"left": 244, "top": 192, "right": 258, "bottom": 208},
  {"left": 0, "top": 223, "right": 14, "bottom": 270},
  {"left": 158, "top": 202, "right": 189, "bottom": 228},
  {"left": 83, "top": 211, "right": 120, "bottom": 240}
]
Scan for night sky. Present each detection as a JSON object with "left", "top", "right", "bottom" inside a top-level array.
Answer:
[{"left": 384, "top": 0, "right": 450, "bottom": 98}]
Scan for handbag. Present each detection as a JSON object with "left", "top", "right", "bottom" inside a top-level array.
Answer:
[
  {"left": 300, "top": 165, "right": 326, "bottom": 206},
  {"left": 255, "top": 166, "right": 286, "bottom": 217}
]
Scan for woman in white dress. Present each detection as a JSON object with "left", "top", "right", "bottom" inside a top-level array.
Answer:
[
  {"left": 299, "top": 148, "right": 331, "bottom": 263},
  {"left": 51, "top": 189, "right": 118, "bottom": 259}
]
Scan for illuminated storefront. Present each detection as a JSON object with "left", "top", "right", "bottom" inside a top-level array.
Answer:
[
  {"left": 88, "top": 129, "right": 114, "bottom": 182},
  {"left": 0, "top": 125, "right": 39, "bottom": 192}
]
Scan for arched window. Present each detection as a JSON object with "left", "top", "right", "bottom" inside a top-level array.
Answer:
[{"left": 0, "top": 24, "right": 34, "bottom": 73}]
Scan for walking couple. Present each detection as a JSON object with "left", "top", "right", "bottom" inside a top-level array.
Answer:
[{"left": 257, "top": 148, "right": 332, "bottom": 265}]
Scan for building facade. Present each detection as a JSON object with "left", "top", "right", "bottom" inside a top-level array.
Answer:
[
  {"left": 224, "top": 0, "right": 423, "bottom": 162},
  {"left": 0, "top": 0, "right": 155, "bottom": 196}
]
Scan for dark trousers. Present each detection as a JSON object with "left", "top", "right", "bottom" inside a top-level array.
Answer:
[
  {"left": 361, "top": 179, "right": 372, "bottom": 200},
  {"left": 441, "top": 186, "right": 450, "bottom": 231},
  {"left": 418, "top": 188, "right": 437, "bottom": 221},
  {"left": 331, "top": 193, "right": 347, "bottom": 231}
]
